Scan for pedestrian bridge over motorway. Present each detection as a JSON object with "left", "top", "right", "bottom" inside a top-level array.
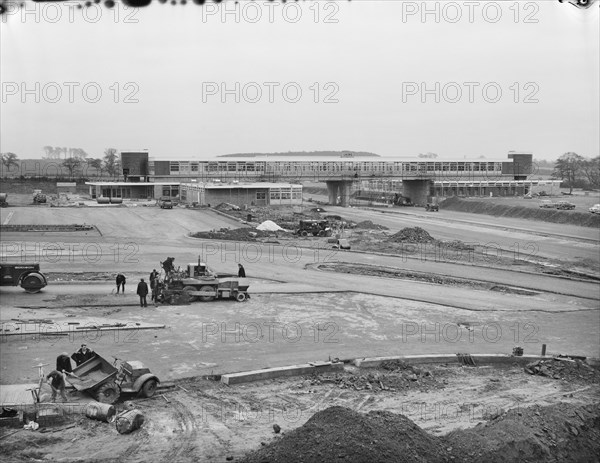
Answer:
[{"left": 123, "top": 152, "right": 533, "bottom": 206}]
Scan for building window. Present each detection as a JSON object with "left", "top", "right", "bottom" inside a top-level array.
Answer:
[
  {"left": 256, "top": 192, "right": 266, "bottom": 200},
  {"left": 270, "top": 189, "right": 281, "bottom": 200},
  {"left": 170, "top": 163, "right": 180, "bottom": 173},
  {"left": 191, "top": 163, "right": 199, "bottom": 172}
]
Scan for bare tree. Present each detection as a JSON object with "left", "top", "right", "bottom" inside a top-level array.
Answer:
[
  {"left": 580, "top": 156, "right": 600, "bottom": 189},
  {"left": 62, "top": 158, "right": 82, "bottom": 179},
  {"left": 103, "top": 148, "right": 120, "bottom": 178},
  {"left": 1, "top": 152, "right": 19, "bottom": 175},
  {"left": 42, "top": 146, "right": 56, "bottom": 159},
  {"left": 88, "top": 158, "right": 103, "bottom": 177},
  {"left": 552, "top": 152, "right": 584, "bottom": 193}
]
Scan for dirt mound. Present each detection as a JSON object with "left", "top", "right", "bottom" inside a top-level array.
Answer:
[
  {"left": 387, "top": 227, "right": 434, "bottom": 243},
  {"left": 524, "top": 357, "right": 600, "bottom": 384},
  {"left": 441, "top": 197, "right": 600, "bottom": 228},
  {"left": 445, "top": 403, "right": 600, "bottom": 463},
  {"left": 354, "top": 220, "right": 389, "bottom": 230},
  {"left": 243, "top": 403, "right": 600, "bottom": 463},
  {"left": 190, "top": 227, "right": 271, "bottom": 241},
  {"left": 241, "top": 406, "right": 446, "bottom": 463}
]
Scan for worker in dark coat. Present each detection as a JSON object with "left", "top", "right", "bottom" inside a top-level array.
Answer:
[
  {"left": 238, "top": 264, "right": 246, "bottom": 278},
  {"left": 56, "top": 352, "right": 73, "bottom": 374},
  {"left": 46, "top": 370, "right": 68, "bottom": 402},
  {"left": 116, "top": 273, "right": 126, "bottom": 294},
  {"left": 72, "top": 344, "right": 95, "bottom": 366},
  {"left": 137, "top": 278, "right": 149, "bottom": 307}
]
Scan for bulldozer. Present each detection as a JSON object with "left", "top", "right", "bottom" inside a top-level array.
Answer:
[{"left": 156, "top": 257, "right": 249, "bottom": 304}]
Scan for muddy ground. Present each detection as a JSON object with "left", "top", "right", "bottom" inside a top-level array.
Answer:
[{"left": 1, "top": 362, "right": 599, "bottom": 463}]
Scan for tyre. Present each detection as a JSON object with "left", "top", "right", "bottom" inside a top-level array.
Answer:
[
  {"left": 140, "top": 379, "right": 158, "bottom": 398},
  {"left": 235, "top": 292, "right": 246, "bottom": 302},
  {"left": 95, "top": 382, "right": 120, "bottom": 404},
  {"left": 198, "top": 285, "right": 216, "bottom": 302},
  {"left": 21, "top": 273, "right": 45, "bottom": 293},
  {"left": 182, "top": 286, "right": 198, "bottom": 302},
  {"left": 301, "top": 231, "right": 308, "bottom": 237}
]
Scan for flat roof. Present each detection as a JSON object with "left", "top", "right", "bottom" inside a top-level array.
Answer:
[
  {"left": 181, "top": 182, "right": 302, "bottom": 189},
  {"left": 160, "top": 156, "right": 511, "bottom": 163},
  {"left": 86, "top": 182, "right": 180, "bottom": 186}
]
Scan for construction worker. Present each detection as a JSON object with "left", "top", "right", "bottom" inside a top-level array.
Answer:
[
  {"left": 150, "top": 269, "right": 158, "bottom": 285},
  {"left": 137, "top": 278, "right": 149, "bottom": 307},
  {"left": 56, "top": 352, "right": 73, "bottom": 374},
  {"left": 72, "top": 344, "right": 95, "bottom": 366},
  {"left": 116, "top": 273, "right": 126, "bottom": 294},
  {"left": 238, "top": 264, "right": 246, "bottom": 278},
  {"left": 46, "top": 370, "right": 68, "bottom": 403}
]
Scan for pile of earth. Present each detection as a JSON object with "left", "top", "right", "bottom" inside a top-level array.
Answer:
[
  {"left": 241, "top": 406, "right": 447, "bottom": 463},
  {"left": 242, "top": 403, "right": 600, "bottom": 463},
  {"left": 387, "top": 227, "right": 434, "bottom": 243},
  {"left": 446, "top": 402, "right": 600, "bottom": 463},
  {"left": 190, "top": 227, "right": 272, "bottom": 241},
  {"left": 299, "top": 361, "right": 441, "bottom": 393},
  {"left": 524, "top": 357, "right": 600, "bottom": 384},
  {"left": 354, "top": 220, "right": 389, "bottom": 230}
]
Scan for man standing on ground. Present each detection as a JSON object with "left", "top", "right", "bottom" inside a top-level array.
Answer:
[
  {"left": 238, "top": 263, "right": 246, "bottom": 278},
  {"left": 46, "top": 370, "right": 68, "bottom": 402},
  {"left": 116, "top": 273, "right": 126, "bottom": 294},
  {"left": 137, "top": 278, "right": 149, "bottom": 307}
]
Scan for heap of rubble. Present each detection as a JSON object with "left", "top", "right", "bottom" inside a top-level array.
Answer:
[
  {"left": 387, "top": 227, "right": 435, "bottom": 243},
  {"left": 524, "top": 357, "right": 600, "bottom": 383},
  {"left": 354, "top": 220, "right": 389, "bottom": 230}
]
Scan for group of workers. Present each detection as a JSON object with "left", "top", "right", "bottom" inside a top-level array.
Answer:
[
  {"left": 114, "top": 261, "right": 247, "bottom": 307},
  {"left": 45, "top": 344, "right": 95, "bottom": 402}
]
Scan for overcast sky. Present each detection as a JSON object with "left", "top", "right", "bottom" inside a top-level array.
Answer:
[{"left": 1, "top": 0, "right": 598, "bottom": 161}]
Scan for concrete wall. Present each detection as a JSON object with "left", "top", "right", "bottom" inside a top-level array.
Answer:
[
  {"left": 402, "top": 180, "right": 431, "bottom": 205},
  {"left": 121, "top": 152, "right": 149, "bottom": 178}
]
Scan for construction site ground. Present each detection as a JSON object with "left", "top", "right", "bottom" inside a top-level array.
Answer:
[
  {"left": 0, "top": 202, "right": 598, "bottom": 462},
  {"left": 2, "top": 362, "right": 599, "bottom": 463}
]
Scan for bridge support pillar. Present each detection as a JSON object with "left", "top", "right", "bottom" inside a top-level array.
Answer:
[
  {"left": 327, "top": 182, "right": 339, "bottom": 205},
  {"left": 326, "top": 181, "right": 353, "bottom": 206},
  {"left": 402, "top": 179, "right": 432, "bottom": 205}
]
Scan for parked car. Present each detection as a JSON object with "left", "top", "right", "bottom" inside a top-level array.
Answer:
[
  {"left": 555, "top": 201, "right": 576, "bottom": 210},
  {"left": 538, "top": 200, "right": 556, "bottom": 208},
  {"left": 332, "top": 239, "right": 351, "bottom": 250},
  {"left": 160, "top": 199, "right": 173, "bottom": 209},
  {"left": 158, "top": 196, "right": 174, "bottom": 208},
  {"left": 589, "top": 204, "right": 600, "bottom": 214}
]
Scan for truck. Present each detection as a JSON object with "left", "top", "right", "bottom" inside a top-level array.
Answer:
[
  {"left": 67, "top": 354, "right": 160, "bottom": 404},
  {"left": 425, "top": 196, "right": 439, "bottom": 212},
  {"left": 157, "top": 260, "right": 250, "bottom": 304},
  {"left": 0, "top": 263, "right": 47, "bottom": 293},
  {"left": 295, "top": 220, "right": 332, "bottom": 237},
  {"left": 33, "top": 190, "right": 46, "bottom": 204}
]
